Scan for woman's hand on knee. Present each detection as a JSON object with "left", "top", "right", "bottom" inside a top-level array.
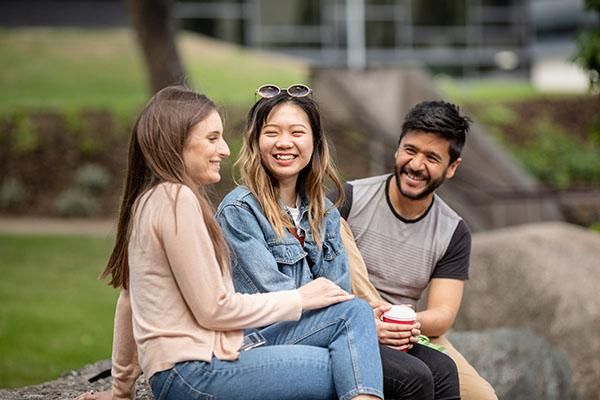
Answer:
[{"left": 298, "top": 278, "right": 354, "bottom": 310}]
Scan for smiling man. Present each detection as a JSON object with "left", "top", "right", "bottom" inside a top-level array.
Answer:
[{"left": 339, "top": 101, "right": 498, "bottom": 400}]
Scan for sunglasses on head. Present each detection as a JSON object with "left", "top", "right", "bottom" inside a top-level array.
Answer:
[{"left": 255, "top": 84, "right": 312, "bottom": 100}]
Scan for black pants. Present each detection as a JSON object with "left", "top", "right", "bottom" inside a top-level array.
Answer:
[{"left": 380, "top": 343, "right": 460, "bottom": 400}]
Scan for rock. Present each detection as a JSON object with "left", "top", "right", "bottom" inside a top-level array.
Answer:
[
  {"left": 0, "top": 360, "right": 152, "bottom": 400},
  {"left": 0, "top": 329, "right": 576, "bottom": 400},
  {"left": 455, "top": 222, "right": 600, "bottom": 400},
  {"left": 449, "top": 328, "right": 577, "bottom": 400}
]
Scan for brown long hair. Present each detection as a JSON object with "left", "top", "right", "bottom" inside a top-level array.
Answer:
[
  {"left": 101, "top": 86, "right": 230, "bottom": 289},
  {"left": 235, "top": 93, "right": 344, "bottom": 244}
]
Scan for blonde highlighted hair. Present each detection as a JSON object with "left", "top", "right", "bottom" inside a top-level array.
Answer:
[{"left": 235, "top": 93, "right": 344, "bottom": 244}]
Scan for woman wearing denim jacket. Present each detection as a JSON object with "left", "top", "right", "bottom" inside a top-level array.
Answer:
[
  {"left": 217, "top": 85, "right": 459, "bottom": 400},
  {"left": 217, "top": 85, "right": 384, "bottom": 400}
]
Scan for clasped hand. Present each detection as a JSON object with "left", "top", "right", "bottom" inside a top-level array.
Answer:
[{"left": 373, "top": 304, "right": 421, "bottom": 352}]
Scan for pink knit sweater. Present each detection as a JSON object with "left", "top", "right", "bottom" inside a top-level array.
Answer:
[{"left": 111, "top": 183, "right": 303, "bottom": 399}]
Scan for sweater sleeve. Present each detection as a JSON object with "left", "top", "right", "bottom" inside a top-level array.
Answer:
[
  {"left": 159, "top": 186, "right": 303, "bottom": 330},
  {"left": 341, "top": 218, "right": 384, "bottom": 306},
  {"left": 111, "top": 290, "right": 141, "bottom": 400}
]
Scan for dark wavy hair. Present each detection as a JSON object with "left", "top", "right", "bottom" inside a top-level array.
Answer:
[{"left": 400, "top": 100, "right": 472, "bottom": 163}]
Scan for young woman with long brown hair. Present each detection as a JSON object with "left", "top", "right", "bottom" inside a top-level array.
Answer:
[{"left": 77, "top": 85, "right": 382, "bottom": 400}]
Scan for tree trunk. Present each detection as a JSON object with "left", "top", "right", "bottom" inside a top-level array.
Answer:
[{"left": 127, "top": 0, "right": 187, "bottom": 93}]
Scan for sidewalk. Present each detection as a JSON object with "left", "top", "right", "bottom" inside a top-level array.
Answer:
[{"left": 0, "top": 216, "right": 116, "bottom": 236}]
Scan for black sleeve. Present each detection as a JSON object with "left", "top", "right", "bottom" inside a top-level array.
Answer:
[{"left": 431, "top": 220, "right": 471, "bottom": 280}]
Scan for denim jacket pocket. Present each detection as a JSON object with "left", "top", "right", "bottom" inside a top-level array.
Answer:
[
  {"left": 268, "top": 242, "right": 305, "bottom": 264},
  {"left": 322, "top": 236, "right": 344, "bottom": 261}
]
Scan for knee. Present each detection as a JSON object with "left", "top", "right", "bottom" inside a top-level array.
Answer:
[
  {"left": 410, "top": 362, "right": 435, "bottom": 388},
  {"left": 437, "top": 352, "right": 459, "bottom": 379},
  {"left": 385, "top": 361, "right": 434, "bottom": 398},
  {"left": 332, "top": 298, "right": 373, "bottom": 324}
]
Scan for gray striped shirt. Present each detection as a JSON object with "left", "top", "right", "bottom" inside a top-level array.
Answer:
[{"left": 342, "top": 174, "right": 470, "bottom": 307}]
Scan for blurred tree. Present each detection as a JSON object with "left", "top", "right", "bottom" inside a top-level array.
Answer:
[
  {"left": 127, "top": 0, "right": 187, "bottom": 93},
  {"left": 575, "top": 0, "right": 600, "bottom": 90}
]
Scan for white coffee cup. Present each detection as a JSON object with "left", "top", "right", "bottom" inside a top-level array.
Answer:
[{"left": 382, "top": 305, "right": 416, "bottom": 325}]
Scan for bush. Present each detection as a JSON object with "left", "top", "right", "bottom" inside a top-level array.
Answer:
[
  {"left": 0, "top": 178, "right": 27, "bottom": 210},
  {"left": 513, "top": 119, "right": 600, "bottom": 188},
  {"left": 574, "top": 0, "right": 600, "bottom": 90},
  {"left": 74, "top": 163, "right": 111, "bottom": 194},
  {"left": 53, "top": 188, "right": 99, "bottom": 217},
  {"left": 477, "top": 104, "right": 518, "bottom": 127}
]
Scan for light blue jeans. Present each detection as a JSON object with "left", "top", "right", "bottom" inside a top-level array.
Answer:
[{"left": 150, "top": 299, "right": 383, "bottom": 400}]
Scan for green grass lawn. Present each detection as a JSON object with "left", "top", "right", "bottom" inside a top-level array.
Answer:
[
  {"left": 437, "top": 76, "right": 543, "bottom": 104},
  {"left": 0, "top": 234, "right": 118, "bottom": 388},
  {"left": 0, "top": 28, "right": 308, "bottom": 113}
]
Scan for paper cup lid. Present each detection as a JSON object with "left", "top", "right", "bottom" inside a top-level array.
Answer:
[{"left": 383, "top": 305, "right": 416, "bottom": 321}]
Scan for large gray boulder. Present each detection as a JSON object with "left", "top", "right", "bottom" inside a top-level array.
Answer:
[
  {"left": 449, "top": 329, "right": 577, "bottom": 400},
  {"left": 455, "top": 222, "right": 600, "bottom": 400}
]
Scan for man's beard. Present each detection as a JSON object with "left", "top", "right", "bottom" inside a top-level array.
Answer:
[{"left": 394, "top": 165, "right": 446, "bottom": 201}]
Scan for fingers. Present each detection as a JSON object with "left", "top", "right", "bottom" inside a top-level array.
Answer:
[
  {"left": 386, "top": 343, "right": 412, "bottom": 352},
  {"left": 377, "top": 329, "right": 413, "bottom": 346},
  {"left": 75, "top": 390, "right": 96, "bottom": 400},
  {"left": 373, "top": 304, "right": 392, "bottom": 318}
]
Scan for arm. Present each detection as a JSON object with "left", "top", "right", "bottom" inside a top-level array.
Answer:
[
  {"left": 216, "top": 203, "right": 299, "bottom": 293},
  {"left": 161, "top": 187, "right": 302, "bottom": 331},
  {"left": 417, "top": 220, "right": 470, "bottom": 336},
  {"left": 111, "top": 290, "right": 140, "bottom": 400},
  {"left": 341, "top": 218, "right": 419, "bottom": 349},
  {"left": 340, "top": 218, "right": 384, "bottom": 307},
  {"left": 417, "top": 278, "right": 464, "bottom": 337},
  {"left": 314, "top": 209, "right": 351, "bottom": 292}
]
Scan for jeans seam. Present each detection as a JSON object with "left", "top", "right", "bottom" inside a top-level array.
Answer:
[
  {"left": 340, "top": 386, "right": 384, "bottom": 400},
  {"left": 288, "top": 319, "right": 341, "bottom": 345},
  {"left": 173, "top": 364, "right": 215, "bottom": 399},
  {"left": 343, "top": 318, "right": 366, "bottom": 399},
  {"left": 157, "top": 369, "right": 176, "bottom": 400},
  {"left": 289, "top": 316, "right": 379, "bottom": 400}
]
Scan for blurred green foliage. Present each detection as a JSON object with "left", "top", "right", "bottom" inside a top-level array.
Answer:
[
  {"left": 74, "top": 164, "right": 111, "bottom": 194},
  {"left": 575, "top": 0, "right": 600, "bottom": 89},
  {"left": 53, "top": 188, "right": 99, "bottom": 217},
  {"left": 0, "top": 178, "right": 27, "bottom": 210},
  {"left": 513, "top": 120, "right": 600, "bottom": 188}
]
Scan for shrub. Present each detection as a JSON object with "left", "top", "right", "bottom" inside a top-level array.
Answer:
[
  {"left": 74, "top": 163, "right": 111, "bottom": 194},
  {"left": 53, "top": 188, "right": 99, "bottom": 217},
  {"left": 477, "top": 104, "right": 518, "bottom": 127},
  {"left": 12, "top": 113, "right": 39, "bottom": 154},
  {"left": 0, "top": 178, "right": 27, "bottom": 210},
  {"left": 514, "top": 119, "right": 600, "bottom": 188}
]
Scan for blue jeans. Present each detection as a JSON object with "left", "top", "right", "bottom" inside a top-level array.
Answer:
[
  {"left": 258, "top": 299, "right": 383, "bottom": 400},
  {"left": 150, "top": 298, "right": 383, "bottom": 400}
]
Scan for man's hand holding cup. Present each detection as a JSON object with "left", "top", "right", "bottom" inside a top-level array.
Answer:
[{"left": 374, "top": 304, "right": 420, "bottom": 352}]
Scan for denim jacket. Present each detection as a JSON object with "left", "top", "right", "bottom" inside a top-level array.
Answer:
[{"left": 216, "top": 186, "right": 351, "bottom": 295}]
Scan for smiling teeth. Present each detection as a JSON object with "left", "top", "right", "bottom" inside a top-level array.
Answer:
[
  {"left": 407, "top": 173, "right": 425, "bottom": 181},
  {"left": 275, "top": 154, "right": 295, "bottom": 160}
]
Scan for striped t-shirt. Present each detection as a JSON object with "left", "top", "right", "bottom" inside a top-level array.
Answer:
[{"left": 340, "top": 174, "right": 470, "bottom": 308}]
